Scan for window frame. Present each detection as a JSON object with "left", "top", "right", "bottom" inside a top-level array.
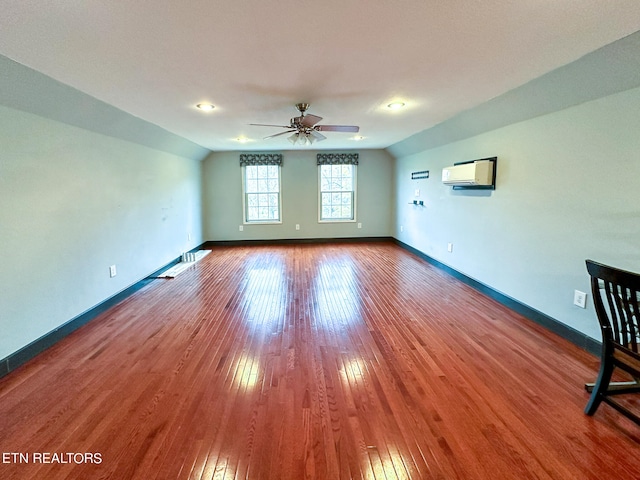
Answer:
[
  {"left": 317, "top": 163, "right": 357, "bottom": 223},
  {"left": 242, "top": 163, "right": 282, "bottom": 224}
]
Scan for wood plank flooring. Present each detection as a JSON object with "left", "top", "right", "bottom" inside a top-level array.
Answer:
[{"left": 0, "top": 242, "right": 638, "bottom": 479}]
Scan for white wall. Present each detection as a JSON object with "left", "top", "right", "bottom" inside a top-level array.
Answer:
[
  {"left": 0, "top": 105, "right": 204, "bottom": 360},
  {"left": 203, "top": 150, "right": 393, "bottom": 241},
  {"left": 393, "top": 85, "right": 640, "bottom": 340}
]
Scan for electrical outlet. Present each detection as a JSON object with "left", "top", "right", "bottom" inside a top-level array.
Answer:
[
  {"left": 447, "top": 243, "right": 453, "bottom": 253},
  {"left": 400, "top": 225, "right": 403, "bottom": 232},
  {"left": 239, "top": 225, "right": 244, "bottom": 232},
  {"left": 357, "top": 223, "right": 362, "bottom": 229},
  {"left": 109, "top": 265, "right": 117, "bottom": 278},
  {"left": 573, "top": 290, "right": 587, "bottom": 308},
  {"left": 187, "top": 232, "right": 191, "bottom": 241},
  {"left": 295, "top": 224, "right": 300, "bottom": 230}
]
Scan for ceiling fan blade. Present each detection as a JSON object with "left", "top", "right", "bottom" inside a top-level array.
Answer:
[
  {"left": 300, "top": 114, "right": 323, "bottom": 127},
  {"left": 315, "top": 125, "right": 360, "bottom": 133},
  {"left": 249, "top": 123, "right": 292, "bottom": 128},
  {"left": 263, "top": 130, "right": 296, "bottom": 139}
]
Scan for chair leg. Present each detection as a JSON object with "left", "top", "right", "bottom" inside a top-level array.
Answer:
[{"left": 584, "top": 359, "right": 615, "bottom": 416}]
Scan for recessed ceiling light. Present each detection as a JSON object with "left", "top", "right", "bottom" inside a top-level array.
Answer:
[
  {"left": 196, "top": 103, "right": 215, "bottom": 111},
  {"left": 352, "top": 135, "right": 365, "bottom": 141},
  {"left": 235, "top": 137, "right": 250, "bottom": 143},
  {"left": 387, "top": 102, "right": 405, "bottom": 110}
]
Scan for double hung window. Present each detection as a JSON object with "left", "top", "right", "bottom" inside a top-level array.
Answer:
[
  {"left": 241, "top": 154, "right": 282, "bottom": 223},
  {"left": 318, "top": 154, "right": 358, "bottom": 222}
]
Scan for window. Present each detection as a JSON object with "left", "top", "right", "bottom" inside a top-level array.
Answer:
[
  {"left": 319, "top": 163, "right": 356, "bottom": 221},
  {"left": 243, "top": 164, "right": 281, "bottom": 223}
]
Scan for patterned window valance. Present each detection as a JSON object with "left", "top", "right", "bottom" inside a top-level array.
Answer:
[
  {"left": 239, "top": 153, "right": 283, "bottom": 166},
  {"left": 316, "top": 153, "right": 359, "bottom": 165}
]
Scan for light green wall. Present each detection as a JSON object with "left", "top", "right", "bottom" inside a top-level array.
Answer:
[
  {"left": 392, "top": 85, "right": 640, "bottom": 340},
  {"left": 0, "top": 105, "right": 204, "bottom": 360},
  {"left": 203, "top": 150, "right": 394, "bottom": 241}
]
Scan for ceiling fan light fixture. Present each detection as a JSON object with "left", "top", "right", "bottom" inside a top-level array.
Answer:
[{"left": 287, "top": 133, "right": 299, "bottom": 144}]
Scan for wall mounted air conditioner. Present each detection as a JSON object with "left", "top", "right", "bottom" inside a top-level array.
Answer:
[{"left": 441, "top": 158, "right": 496, "bottom": 188}]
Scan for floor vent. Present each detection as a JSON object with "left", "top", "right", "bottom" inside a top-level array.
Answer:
[{"left": 156, "top": 250, "right": 211, "bottom": 278}]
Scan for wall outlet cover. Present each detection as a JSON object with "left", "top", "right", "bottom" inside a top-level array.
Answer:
[{"left": 573, "top": 290, "right": 587, "bottom": 308}]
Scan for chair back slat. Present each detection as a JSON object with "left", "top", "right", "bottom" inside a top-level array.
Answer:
[
  {"left": 622, "top": 286, "right": 639, "bottom": 352},
  {"left": 587, "top": 260, "right": 640, "bottom": 355}
]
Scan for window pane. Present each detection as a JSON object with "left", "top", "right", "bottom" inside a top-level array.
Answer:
[
  {"left": 319, "top": 164, "right": 354, "bottom": 220},
  {"left": 244, "top": 165, "right": 281, "bottom": 222}
]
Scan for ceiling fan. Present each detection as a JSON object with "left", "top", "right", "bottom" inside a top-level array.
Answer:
[{"left": 250, "top": 103, "right": 359, "bottom": 145}]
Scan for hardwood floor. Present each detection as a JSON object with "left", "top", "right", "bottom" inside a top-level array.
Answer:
[{"left": 0, "top": 242, "right": 638, "bottom": 480}]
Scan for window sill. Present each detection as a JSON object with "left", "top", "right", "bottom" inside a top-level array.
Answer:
[
  {"left": 244, "top": 221, "right": 282, "bottom": 225},
  {"left": 318, "top": 219, "right": 356, "bottom": 224}
]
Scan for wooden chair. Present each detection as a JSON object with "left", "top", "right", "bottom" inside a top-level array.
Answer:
[{"left": 584, "top": 260, "right": 640, "bottom": 424}]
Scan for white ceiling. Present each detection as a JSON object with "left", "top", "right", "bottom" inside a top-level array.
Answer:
[{"left": 1, "top": 1, "right": 640, "bottom": 152}]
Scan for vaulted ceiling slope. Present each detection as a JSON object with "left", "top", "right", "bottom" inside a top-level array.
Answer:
[{"left": 1, "top": 1, "right": 640, "bottom": 152}]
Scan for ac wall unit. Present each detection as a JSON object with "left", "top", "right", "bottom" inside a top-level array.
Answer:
[{"left": 441, "top": 158, "right": 495, "bottom": 187}]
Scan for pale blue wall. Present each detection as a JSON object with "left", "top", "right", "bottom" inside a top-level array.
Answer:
[
  {"left": 0, "top": 58, "right": 206, "bottom": 361},
  {"left": 203, "top": 150, "right": 394, "bottom": 241},
  {"left": 391, "top": 85, "right": 640, "bottom": 340}
]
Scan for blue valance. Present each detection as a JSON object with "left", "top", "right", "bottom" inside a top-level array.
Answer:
[
  {"left": 316, "top": 153, "right": 359, "bottom": 165},
  {"left": 240, "top": 153, "right": 283, "bottom": 166}
]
